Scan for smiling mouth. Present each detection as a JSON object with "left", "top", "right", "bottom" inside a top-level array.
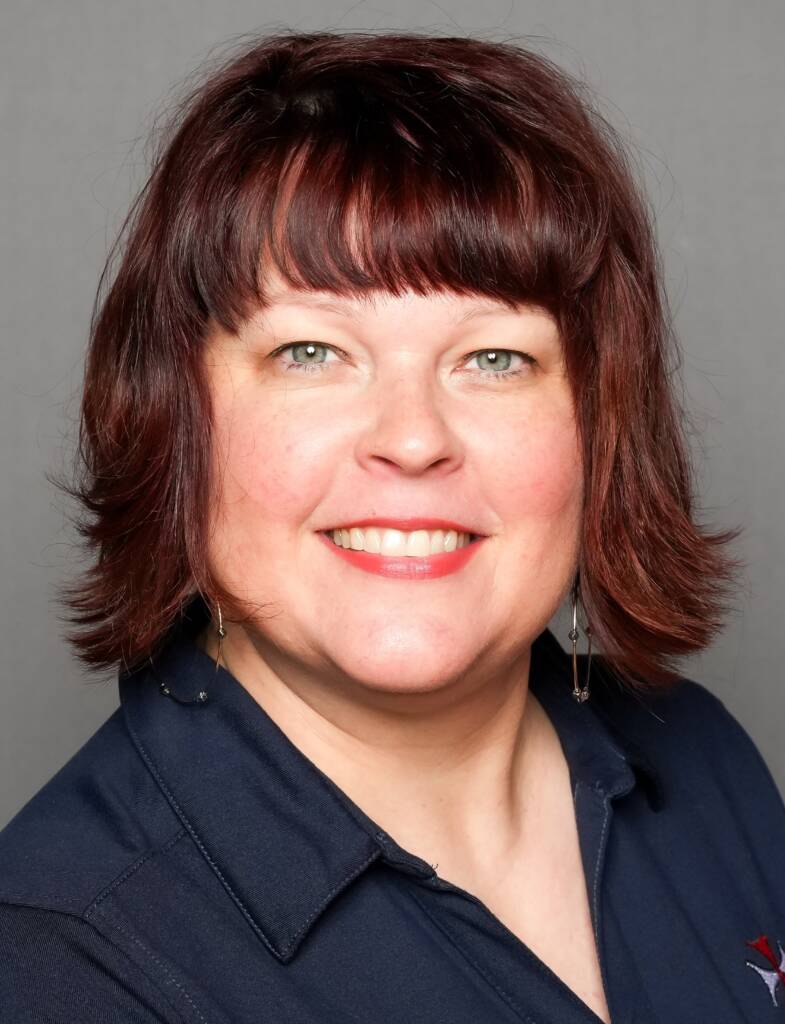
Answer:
[{"left": 320, "top": 527, "right": 482, "bottom": 558}]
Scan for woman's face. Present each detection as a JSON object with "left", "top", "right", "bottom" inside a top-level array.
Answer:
[{"left": 201, "top": 269, "right": 583, "bottom": 698}]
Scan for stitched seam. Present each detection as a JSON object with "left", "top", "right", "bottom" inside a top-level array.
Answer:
[
  {"left": 303, "top": 758, "right": 387, "bottom": 836},
  {"left": 88, "top": 910, "right": 210, "bottom": 1024},
  {"left": 280, "top": 847, "right": 382, "bottom": 954},
  {"left": 0, "top": 902, "right": 188, "bottom": 1024},
  {"left": 84, "top": 828, "right": 188, "bottom": 920},
  {"left": 124, "top": 713, "right": 379, "bottom": 959},
  {"left": 123, "top": 716, "right": 279, "bottom": 956},
  {"left": 592, "top": 795, "right": 610, "bottom": 949},
  {"left": 406, "top": 885, "right": 539, "bottom": 1024}
]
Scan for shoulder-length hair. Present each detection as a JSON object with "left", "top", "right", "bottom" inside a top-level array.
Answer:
[{"left": 53, "top": 30, "right": 743, "bottom": 692}]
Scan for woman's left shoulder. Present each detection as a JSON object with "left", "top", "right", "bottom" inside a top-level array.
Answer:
[
  {"left": 594, "top": 669, "right": 785, "bottom": 934},
  {"left": 597, "top": 668, "right": 785, "bottom": 827}
]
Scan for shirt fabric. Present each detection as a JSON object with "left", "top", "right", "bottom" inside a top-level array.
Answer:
[{"left": 2, "top": 594, "right": 785, "bottom": 1024}]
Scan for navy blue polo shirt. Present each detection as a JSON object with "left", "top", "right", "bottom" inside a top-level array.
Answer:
[{"left": 2, "top": 594, "right": 785, "bottom": 1023}]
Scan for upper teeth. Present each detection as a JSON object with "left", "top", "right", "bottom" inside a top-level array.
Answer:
[{"left": 329, "top": 527, "right": 473, "bottom": 557}]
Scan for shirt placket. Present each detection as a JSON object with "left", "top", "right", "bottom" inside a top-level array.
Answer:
[
  {"left": 572, "top": 774, "right": 659, "bottom": 1024},
  {"left": 378, "top": 798, "right": 619, "bottom": 1024}
]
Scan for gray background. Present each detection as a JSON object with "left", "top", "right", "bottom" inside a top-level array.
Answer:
[{"left": 2, "top": 1, "right": 783, "bottom": 829}]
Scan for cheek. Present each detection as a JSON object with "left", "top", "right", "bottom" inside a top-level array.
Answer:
[
  {"left": 209, "top": 398, "right": 330, "bottom": 529},
  {"left": 489, "top": 411, "right": 583, "bottom": 521}
]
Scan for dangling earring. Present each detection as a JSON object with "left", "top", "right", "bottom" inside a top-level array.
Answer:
[
  {"left": 568, "top": 578, "right": 592, "bottom": 703},
  {"left": 155, "top": 596, "right": 221, "bottom": 705},
  {"left": 214, "top": 599, "right": 226, "bottom": 674}
]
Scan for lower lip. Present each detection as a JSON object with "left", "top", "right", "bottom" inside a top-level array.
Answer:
[{"left": 316, "top": 531, "right": 486, "bottom": 579}]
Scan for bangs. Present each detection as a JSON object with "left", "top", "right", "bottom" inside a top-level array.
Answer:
[{"left": 189, "top": 70, "right": 605, "bottom": 332}]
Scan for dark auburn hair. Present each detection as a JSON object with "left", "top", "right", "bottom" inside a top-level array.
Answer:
[{"left": 53, "top": 29, "right": 743, "bottom": 692}]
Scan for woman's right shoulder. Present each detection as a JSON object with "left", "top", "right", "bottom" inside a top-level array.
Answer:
[
  {"left": 0, "top": 705, "right": 189, "bottom": 1020},
  {"left": 0, "top": 903, "right": 186, "bottom": 1022},
  {"left": 0, "top": 705, "right": 182, "bottom": 917}
]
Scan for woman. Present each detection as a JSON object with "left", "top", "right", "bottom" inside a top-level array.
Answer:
[{"left": 1, "top": 29, "right": 783, "bottom": 1024}]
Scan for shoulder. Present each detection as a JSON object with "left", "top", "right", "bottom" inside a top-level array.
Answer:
[
  {"left": 0, "top": 903, "right": 185, "bottom": 1022},
  {"left": 0, "top": 705, "right": 182, "bottom": 916},
  {"left": 595, "top": 666, "right": 780, "bottom": 783},
  {"left": 592, "top": 662, "right": 785, "bottom": 842},
  {"left": 0, "top": 706, "right": 187, "bottom": 1020}
]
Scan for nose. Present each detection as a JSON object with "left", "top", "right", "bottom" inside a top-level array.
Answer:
[{"left": 356, "top": 370, "right": 463, "bottom": 477}]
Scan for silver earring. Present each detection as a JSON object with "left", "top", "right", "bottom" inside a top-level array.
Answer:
[
  {"left": 155, "top": 597, "right": 219, "bottom": 705},
  {"left": 160, "top": 599, "right": 223, "bottom": 704},
  {"left": 568, "top": 580, "right": 592, "bottom": 703},
  {"left": 214, "top": 599, "right": 226, "bottom": 674}
]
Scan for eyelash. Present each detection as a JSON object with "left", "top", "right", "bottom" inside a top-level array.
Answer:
[{"left": 269, "top": 343, "right": 535, "bottom": 381}]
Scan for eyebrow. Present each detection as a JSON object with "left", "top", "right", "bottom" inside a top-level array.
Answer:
[{"left": 261, "top": 291, "right": 522, "bottom": 324}]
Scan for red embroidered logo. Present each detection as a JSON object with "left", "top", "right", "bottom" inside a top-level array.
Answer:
[{"left": 745, "top": 935, "right": 785, "bottom": 1007}]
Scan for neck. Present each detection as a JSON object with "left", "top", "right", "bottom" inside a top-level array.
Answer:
[{"left": 195, "top": 620, "right": 563, "bottom": 876}]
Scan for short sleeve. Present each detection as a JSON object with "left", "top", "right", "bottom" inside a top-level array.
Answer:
[{"left": 0, "top": 903, "right": 183, "bottom": 1023}]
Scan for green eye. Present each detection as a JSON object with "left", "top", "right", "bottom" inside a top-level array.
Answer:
[
  {"left": 274, "top": 342, "right": 338, "bottom": 373},
  {"left": 270, "top": 343, "right": 535, "bottom": 381},
  {"left": 463, "top": 349, "right": 535, "bottom": 380}
]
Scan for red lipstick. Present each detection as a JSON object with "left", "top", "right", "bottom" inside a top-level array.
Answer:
[
  {"left": 316, "top": 525, "right": 486, "bottom": 580},
  {"left": 322, "top": 517, "right": 485, "bottom": 536}
]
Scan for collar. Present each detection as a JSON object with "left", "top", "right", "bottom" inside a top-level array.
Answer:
[
  {"left": 527, "top": 627, "right": 665, "bottom": 813},
  {"left": 119, "top": 595, "right": 663, "bottom": 963}
]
